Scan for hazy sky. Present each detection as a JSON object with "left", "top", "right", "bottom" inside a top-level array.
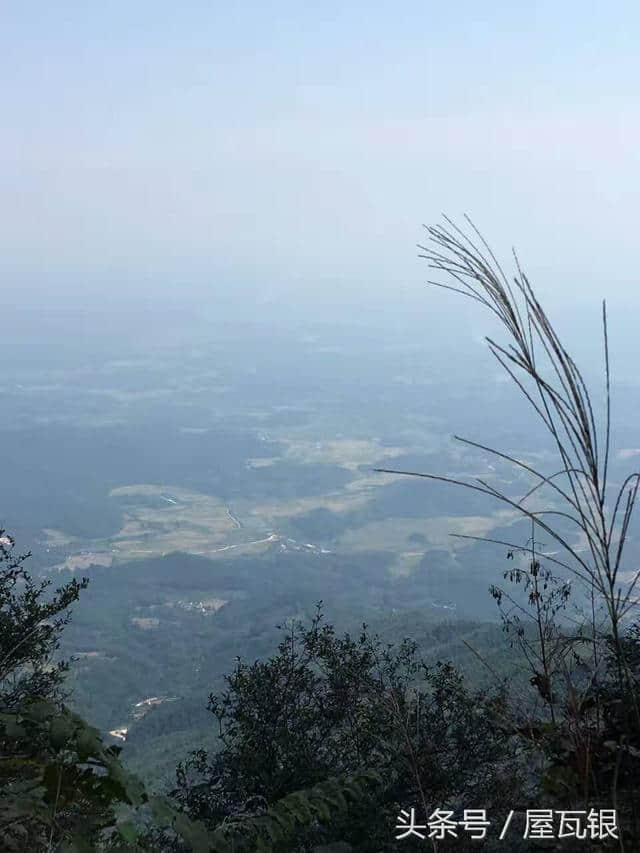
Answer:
[{"left": 2, "top": 2, "right": 640, "bottom": 341}]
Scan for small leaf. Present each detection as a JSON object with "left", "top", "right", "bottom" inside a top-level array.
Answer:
[
  {"left": 50, "top": 713, "right": 76, "bottom": 749},
  {"left": 24, "top": 699, "right": 57, "bottom": 722},
  {"left": 173, "top": 811, "right": 213, "bottom": 852},
  {"left": 149, "top": 795, "right": 178, "bottom": 826},
  {"left": 117, "top": 820, "right": 140, "bottom": 843}
]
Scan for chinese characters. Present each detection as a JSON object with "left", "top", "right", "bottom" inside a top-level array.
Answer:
[{"left": 394, "top": 807, "right": 618, "bottom": 842}]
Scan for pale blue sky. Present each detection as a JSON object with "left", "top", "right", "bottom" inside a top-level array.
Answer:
[{"left": 2, "top": 2, "right": 640, "bottom": 334}]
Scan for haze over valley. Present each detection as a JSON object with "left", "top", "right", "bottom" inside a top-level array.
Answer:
[{"left": 2, "top": 309, "right": 639, "bottom": 782}]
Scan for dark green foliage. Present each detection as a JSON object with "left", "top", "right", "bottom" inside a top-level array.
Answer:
[
  {"left": 526, "top": 619, "right": 640, "bottom": 848},
  {"left": 0, "top": 693, "right": 226, "bottom": 852},
  {"left": 0, "top": 534, "right": 521, "bottom": 853},
  {"left": 0, "top": 531, "right": 88, "bottom": 709},
  {"left": 173, "top": 606, "right": 518, "bottom": 851},
  {"left": 0, "top": 698, "right": 136, "bottom": 851},
  {"left": 0, "top": 533, "right": 216, "bottom": 852}
]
